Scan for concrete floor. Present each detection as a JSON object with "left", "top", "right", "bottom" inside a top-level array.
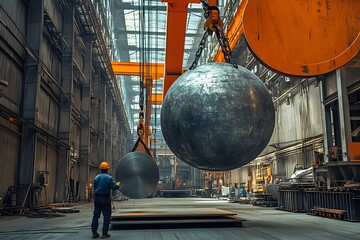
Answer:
[{"left": 0, "top": 197, "right": 359, "bottom": 239}]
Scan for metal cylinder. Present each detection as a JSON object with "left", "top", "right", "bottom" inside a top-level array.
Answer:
[
  {"left": 115, "top": 152, "right": 159, "bottom": 199},
  {"left": 161, "top": 62, "right": 275, "bottom": 171}
]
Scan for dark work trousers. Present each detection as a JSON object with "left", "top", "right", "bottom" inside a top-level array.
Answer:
[{"left": 91, "top": 194, "right": 112, "bottom": 234}]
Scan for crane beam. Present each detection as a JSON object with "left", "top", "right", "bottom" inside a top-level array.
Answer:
[
  {"left": 161, "top": 0, "right": 200, "bottom": 97},
  {"left": 151, "top": 93, "right": 163, "bottom": 105},
  {"left": 111, "top": 62, "right": 164, "bottom": 80}
]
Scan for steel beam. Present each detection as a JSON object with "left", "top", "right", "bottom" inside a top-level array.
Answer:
[
  {"left": 151, "top": 93, "right": 163, "bottom": 105},
  {"left": 119, "top": 2, "right": 203, "bottom": 13},
  {"left": 112, "top": 62, "right": 164, "bottom": 80},
  {"left": 115, "top": 30, "right": 203, "bottom": 37},
  {"left": 320, "top": 79, "right": 333, "bottom": 163},
  {"left": 106, "top": 97, "right": 113, "bottom": 173},
  {"left": 18, "top": 0, "right": 44, "bottom": 207},
  {"left": 56, "top": 0, "right": 75, "bottom": 202},
  {"left": 79, "top": 36, "right": 92, "bottom": 201},
  {"left": 336, "top": 69, "right": 352, "bottom": 161},
  {"left": 99, "top": 76, "right": 107, "bottom": 163},
  {"left": 162, "top": 0, "right": 200, "bottom": 97}
]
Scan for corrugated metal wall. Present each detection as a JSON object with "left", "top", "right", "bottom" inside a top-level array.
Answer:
[
  {"left": 224, "top": 79, "right": 324, "bottom": 187},
  {"left": 228, "top": 167, "right": 248, "bottom": 186},
  {"left": 0, "top": 118, "right": 20, "bottom": 208},
  {"left": 0, "top": 0, "right": 132, "bottom": 208},
  {"left": 276, "top": 82, "right": 323, "bottom": 146},
  {"left": 0, "top": 0, "right": 26, "bottom": 208},
  {"left": 274, "top": 82, "right": 323, "bottom": 177}
]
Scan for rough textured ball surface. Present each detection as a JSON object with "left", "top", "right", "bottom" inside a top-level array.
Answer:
[
  {"left": 161, "top": 62, "right": 275, "bottom": 171},
  {"left": 115, "top": 152, "right": 159, "bottom": 199}
]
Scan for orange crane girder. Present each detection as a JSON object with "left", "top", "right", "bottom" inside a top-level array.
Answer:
[
  {"left": 162, "top": 0, "right": 200, "bottom": 97},
  {"left": 111, "top": 62, "right": 164, "bottom": 80},
  {"left": 151, "top": 93, "right": 163, "bottom": 105}
]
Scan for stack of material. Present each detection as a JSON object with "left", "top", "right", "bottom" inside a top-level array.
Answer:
[
  {"left": 277, "top": 186, "right": 310, "bottom": 213},
  {"left": 306, "top": 189, "right": 360, "bottom": 221}
]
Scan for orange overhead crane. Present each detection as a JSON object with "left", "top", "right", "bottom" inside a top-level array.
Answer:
[
  {"left": 110, "top": 0, "right": 247, "bottom": 150},
  {"left": 111, "top": 0, "right": 246, "bottom": 101},
  {"left": 112, "top": 62, "right": 164, "bottom": 80},
  {"left": 111, "top": 62, "right": 164, "bottom": 152},
  {"left": 111, "top": 0, "right": 360, "bottom": 149},
  {"left": 112, "top": 0, "right": 360, "bottom": 98},
  {"left": 111, "top": 62, "right": 164, "bottom": 104}
]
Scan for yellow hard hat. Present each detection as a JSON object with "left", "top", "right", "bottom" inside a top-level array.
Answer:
[{"left": 99, "top": 161, "right": 110, "bottom": 170}]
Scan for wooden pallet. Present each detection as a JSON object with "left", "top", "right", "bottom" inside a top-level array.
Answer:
[{"left": 311, "top": 207, "right": 347, "bottom": 220}]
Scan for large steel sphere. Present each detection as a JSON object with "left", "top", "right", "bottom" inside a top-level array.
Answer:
[
  {"left": 115, "top": 152, "right": 159, "bottom": 199},
  {"left": 161, "top": 62, "right": 275, "bottom": 171}
]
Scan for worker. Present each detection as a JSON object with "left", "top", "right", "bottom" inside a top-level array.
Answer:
[{"left": 91, "top": 161, "right": 120, "bottom": 239}]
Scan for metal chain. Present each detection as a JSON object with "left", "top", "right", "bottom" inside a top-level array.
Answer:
[
  {"left": 139, "top": 78, "right": 144, "bottom": 112},
  {"left": 137, "top": 75, "right": 145, "bottom": 137},
  {"left": 189, "top": 29, "right": 210, "bottom": 70},
  {"left": 200, "top": 0, "right": 209, "bottom": 17},
  {"left": 139, "top": 0, "right": 145, "bottom": 119},
  {"left": 215, "top": 25, "right": 238, "bottom": 68},
  {"left": 190, "top": 0, "right": 238, "bottom": 70}
]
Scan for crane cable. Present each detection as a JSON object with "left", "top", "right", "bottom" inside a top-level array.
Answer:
[
  {"left": 136, "top": 0, "right": 146, "bottom": 139},
  {"left": 133, "top": 0, "right": 151, "bottom": 156}
]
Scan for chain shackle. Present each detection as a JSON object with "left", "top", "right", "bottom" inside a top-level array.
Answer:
[
  {"left": 136, "top": 109, "right": 145, "bottom": 137},
  {"left": 190, "top": 0, "right": 238, "bottom": 70}
]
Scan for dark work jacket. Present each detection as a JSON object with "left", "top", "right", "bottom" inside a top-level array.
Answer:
[{"left": 93, "top": 173, "right": 118, "bottom": 195}]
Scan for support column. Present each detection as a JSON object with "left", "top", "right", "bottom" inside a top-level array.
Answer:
[
  {"left": 99, "top": 78, "right": 106, "bottom": 162},
  {"left": 336, "top": 69, "right": 352, "bottom": 161},
  {"left": 111, "top": 111, "right": 120, "bottom": 169},
  {"left": 18, "top": 0, "right": 44, "bottom": 206},
  {"left": 56, "top": 0, "right": 74, "bottom": 202},
  {"left": 272, "top": 156, "right": 286, "bottom": 180},
  {"left": 79, "top": 36, "right": 92, "bottom": 201},
  {"left": 106, "top": 98, "right": 113, "bottom": 168},
  {"left": 91, "top": 72, "right": 100, "bottom": 166},
  {"left": 320, "top": 79, "right": 334, "bottom": 163}
]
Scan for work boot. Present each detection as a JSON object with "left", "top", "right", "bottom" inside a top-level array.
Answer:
[
  {"left": 92, "top": 232, "right": 100, "bottom": 238},
  {"left": 102, "top": 233, "right": 111, "bottom": 239}
]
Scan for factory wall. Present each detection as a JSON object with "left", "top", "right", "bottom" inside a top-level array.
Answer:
[
  {"left": 0, "top": 117, "right": 21, "bottom": 208},
  {"left": 225, "top": 78, "right": 323, "bottom": 188},
  {"left": 227, "top": 167, "right": 249, "bottom": 186},
  {"left": 276, "top": 81, "right": 323, "bottom": 146},
  {"left": 0, "top": 0, "right": 26, "bottom": 209},
  {"left": 0, "top": 0, "right": 131, "bottom": 208},
  {"left": 273, "top": 79, "right": 323, "bottom": 178}
]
